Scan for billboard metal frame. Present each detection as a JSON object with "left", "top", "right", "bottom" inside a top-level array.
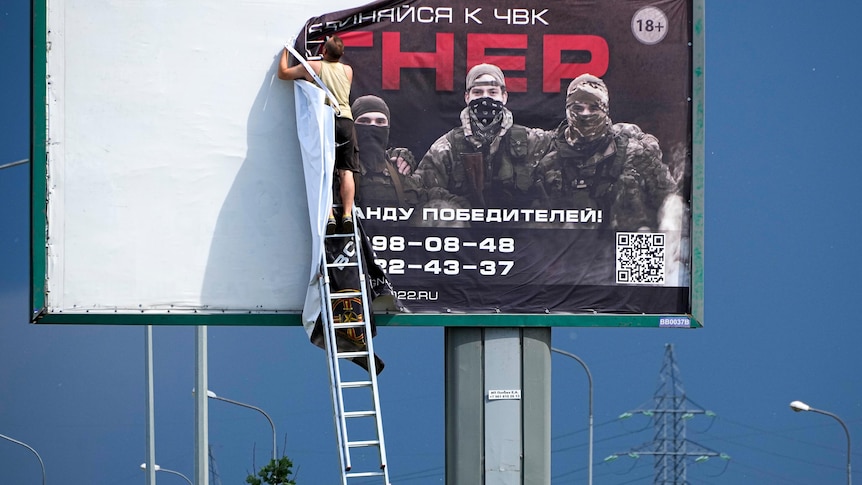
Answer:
[{"left": 30, "top": 0, "right": 704, "bottom": 328}]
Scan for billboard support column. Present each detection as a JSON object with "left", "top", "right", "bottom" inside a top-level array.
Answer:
[
  {"left": 145, "top": 325, "right": 156, "bottom": 485},
  {"left": 194, "top": 326, "right": 209, "bottom": 485},
  {"left": 445, "top": 327, "right": 551, "bottom": 484}
]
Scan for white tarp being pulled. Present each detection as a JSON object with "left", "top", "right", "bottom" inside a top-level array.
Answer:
[{"left": 295, "top": 80, "right": 336, "bottom": 337}]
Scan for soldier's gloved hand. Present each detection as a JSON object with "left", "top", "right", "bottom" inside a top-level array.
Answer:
[
  {"left": 387, "top": 148, "right": 416, "bottom": 175},
  {"left": 394, "top": 158, "right": 411, "bottom": 175}
]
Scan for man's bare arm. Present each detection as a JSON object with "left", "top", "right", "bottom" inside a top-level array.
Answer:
[{"left": 277, "top": 48, "right": 319, "bottom": 81}]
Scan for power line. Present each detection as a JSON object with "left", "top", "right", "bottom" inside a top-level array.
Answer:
[{"left": 389, "top": 465, "right": 445, "bottom": 482}]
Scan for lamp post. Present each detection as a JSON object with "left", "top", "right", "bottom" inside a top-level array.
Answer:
[
  {"left": 206, "top": 389, "right": 277, "bottom": 461},
  {"left": 140, "top": 463, "right": 194, "bottom": 485},
  {"left": 790, "top": 400, "right": 852, "bottom": 485},
  {"left": 0, "top": 433, "right": 46, "bottom": 485},
  {"left": 551, "top": 348, "right": 593, "bottom": 485}
]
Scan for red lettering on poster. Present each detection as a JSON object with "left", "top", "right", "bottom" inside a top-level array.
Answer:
[
  {"left": 341, "top": 31, "right": 374, "bottom": 47},
  {"left": 381, "top": 32, "right": 455, "bottom": 90},
  {"left": 543, "top": 35, "right": 609, "bottom": 93},
  {"left": 466, "top": 33, "right": 527, "bottom": 92}
]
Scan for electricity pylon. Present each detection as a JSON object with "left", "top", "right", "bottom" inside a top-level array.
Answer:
[
  {"left": 208, "top": 445, "right": 223, "bottom": 485},
  {"left": 608, "top": 343, "right": 729, "bottom": 484}
]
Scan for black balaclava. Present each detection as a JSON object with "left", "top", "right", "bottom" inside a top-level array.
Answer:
[
  {"left": 352, "top": 95, "right": 391, "bottom": 173},
  {"left": 355, "top": 124, "right": 388, "bottom": 173}
]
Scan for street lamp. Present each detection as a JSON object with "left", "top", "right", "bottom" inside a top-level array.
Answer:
[
  {"left": 552, "top": 348, "right": 593, "bottom": 485},
  {"left": 0, "top": 433, "right": 46, "bottom": 485},
  {"left": 140, "top": 463, "right": 194, "bottom": 485},
  {"left": 205, "top": 389, "right": 277, "bottom": 461},
  {"left": 790, "top": 400, "right": 852, "bottom": 485}
]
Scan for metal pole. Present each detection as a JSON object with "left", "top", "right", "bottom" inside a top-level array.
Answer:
[
  {"left": 0, "top": 433, "right": 46, "bottom": 485},
  {"left": 208, "top": 392, "right": 277, "bottom": 462},
  {"left": 145, "top": 325, "right": 157, "bottom": 485},
  {"left": 551, "top": 348, "right": 593, "bottom": 485},
  {"left": 195, "top": 327, "right": 209, "bottom": 485},
  {"left": 808, "top": 407, "right": 852, "bottom": 485}
]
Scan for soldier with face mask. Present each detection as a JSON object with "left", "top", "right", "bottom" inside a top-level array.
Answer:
[
  {"left": 352, "top": 95, "right": 421, "bottom": 209},
  {"left": 536, "top": 74, "right": 682, "bottom": 232},
  {"left": 413, "top": 63, "right": 553, "bottom": 211},
  {"left": 351, "top": 95, "right": 466, "bottom": 226}
]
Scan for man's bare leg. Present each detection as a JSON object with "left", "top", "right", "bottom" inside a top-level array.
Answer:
[
  {"left": 340, "top": 169, "right": 356, "bottom": 218},
  {"left": 339, "top": 169, "right": 356, "bottom": 233}
]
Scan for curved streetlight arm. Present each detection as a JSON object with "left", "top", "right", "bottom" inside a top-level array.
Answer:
[
  {"left": 809, "top": 407, "right": 852, "bottom": 485},
  {"left": 208, "top": 392, "right": 277, "bottom": 461},
  {"left": 552, "top": 348, "right": 594, "bottom": 485},
  {"left": 789, "top": 401, "right": 852, "bottom": 485},
  {"left": 0, "top": 158, "right": 29, "bottom": 171},
  {"left": 159, "top": 467, "right": 194, "bottom": 485},
  {"left": 141, "top": 463, "right": 194, "bottom": 485},
  {"left": 1, "top": 433, "right": 46, "bottom": 485}
]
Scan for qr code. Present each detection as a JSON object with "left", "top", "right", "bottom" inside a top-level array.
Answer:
[{"left": 616, "top": 232, "right": 665, "bottom": 284}]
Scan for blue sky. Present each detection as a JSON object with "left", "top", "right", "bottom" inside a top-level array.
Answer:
[{"left": 3, "top": 1, "right": 862, "bottom": 484}]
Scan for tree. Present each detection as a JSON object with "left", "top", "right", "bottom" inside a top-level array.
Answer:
[{"left": 245, "top": 456, "right": 297, "bottom": 485}]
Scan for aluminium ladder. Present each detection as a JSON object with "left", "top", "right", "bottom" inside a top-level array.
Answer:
[{"left": 318, "top": 213, "right": 391, "bottom": 485}]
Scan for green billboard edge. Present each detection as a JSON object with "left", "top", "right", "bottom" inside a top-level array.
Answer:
[
  {"left": 31, "top": 312, "right": 702, "bottom": 328},
  {"left": 31, "top": 0, "right": 47, "bottom": 319}
]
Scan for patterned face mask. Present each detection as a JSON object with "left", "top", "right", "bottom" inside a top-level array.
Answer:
[
  {"left": 566, "top": 106, "right": 610, "bottom": 142},
  {"left": 469, "top": 97, "right": 505, "bottom": 127},
  {"left": 565, "top": 98, "right": 611, "bottom": 146}
]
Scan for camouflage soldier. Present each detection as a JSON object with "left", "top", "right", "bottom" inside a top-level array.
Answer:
[
  {"left": 536, "top": 74, "right": 682, "bottom": 232},
  {"left": 414, "top": 64, "right": 553, "bottom": 210}
]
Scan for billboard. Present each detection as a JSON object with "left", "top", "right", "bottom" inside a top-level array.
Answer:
[{"left": 31, "top": 0, "right": 703, "bottom": 327}]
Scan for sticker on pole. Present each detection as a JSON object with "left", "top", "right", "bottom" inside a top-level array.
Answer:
[{"left": 488, "top": 390, "right": 522, "bottom": 401}]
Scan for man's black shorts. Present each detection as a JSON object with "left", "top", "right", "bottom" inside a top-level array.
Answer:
[{"left": 335, "top": 116, "right": 359, "bottom": 173}]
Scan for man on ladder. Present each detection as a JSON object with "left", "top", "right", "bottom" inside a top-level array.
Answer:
[
  {"left": 281, "top": 37, "right": 392, "bottom": 485},
  {"left": 279, "top": 35, "right": 358, "bottom": 235}
]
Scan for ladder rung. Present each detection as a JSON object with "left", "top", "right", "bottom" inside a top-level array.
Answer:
[
  {"left": 344, "top": 410, "right": 377, "bottom": 418},
  {"left": 325, "top": 261, "right": 359, "bottom": 269},
  {"left": 332, "top": 321, "right": 365, "bottom": 329},
  {"left": 340, "top": 380, "right": 372, "bottom": 388},
  {"left": 329, "top": 291, "right": 361, "bottom": 299},
  {"left": 345, "top": 471, "right": 385, "bottom": 478},
  {"left": 337, "top": 350, "right": 370, "bottom": 359},
  {"left": 348, "top": 440, "right": 380, "bottom": 448}
]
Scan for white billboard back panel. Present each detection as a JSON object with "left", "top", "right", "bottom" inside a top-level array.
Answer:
[{"left": 33, "top": 0, "right": 370, "bottom": 322}]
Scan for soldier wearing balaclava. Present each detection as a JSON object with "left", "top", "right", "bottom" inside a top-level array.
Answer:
[
  {"left": 536, "top": 73, "right": 680, "bottom": 233},
  {"left": 353, "top": 95, "right": 392, "bottom": 175},
  {"left": 564, "top": 74, "right": 612, "bottom": 148},
  {"left": 350, "top": 94, "right": 427, "bottom": 212}
]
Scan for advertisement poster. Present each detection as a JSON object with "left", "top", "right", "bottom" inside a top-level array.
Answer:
[{"left": 294, "top": 0, "right": 695, "bottom": 316}]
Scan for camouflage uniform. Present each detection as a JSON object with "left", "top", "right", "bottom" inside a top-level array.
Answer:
[
  {"left": 534, "top": 73, "right": 680, "bottom": 231},
  {"left": 414, "top": 107, "right": 553, "bottom": 209},
  {"left": 536, "top": 121, "right": 678, "bottom": 231}
]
